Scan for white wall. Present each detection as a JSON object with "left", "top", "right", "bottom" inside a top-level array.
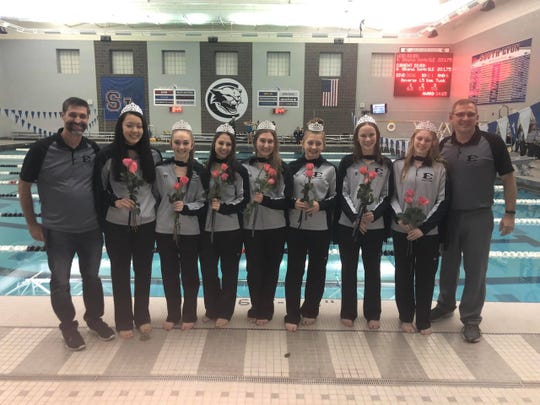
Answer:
[
  {"left": 0, "top": 40, "right": 97, "bottom": 137},
  {"left": 147, "top": 42, "right": 201, "bottom": 138},
  {"left": 452, "top": 8, "right": 540, "bottom": 123},
  {"left": 252, "top": 43, "right": 305, "bottom": 137}
]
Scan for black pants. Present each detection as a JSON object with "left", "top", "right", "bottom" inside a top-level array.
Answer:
[
  {"left": 338, "top": 225, "right": 385, "bottom": 322},
  {"left": 284, "top": 228, "right": 330, "bottom": 324},
  {"left": 393, "top": 231, "right": 440, "bottom": 330},
  {"left": 200, "top": 230, "right": 243, "bottom": 321},
  {"left": 104, "top": 221, "right": 155, "bottom": 331},
  {"left": 156, "top": 233, "right": 201, "bottom": 323},
  {"left": 243, "top": 227, "right": 286, "bottom": 320}
]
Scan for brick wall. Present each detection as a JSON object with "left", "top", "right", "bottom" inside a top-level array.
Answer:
[
  {"left": 199, "top": 42, "right": 252, "bottom": 134},
  {"left": 94, "top": 41, "right": 148, "bottom": 132},
  {"left": 303, "top": 43, "right": 357, "bottom": 135}
]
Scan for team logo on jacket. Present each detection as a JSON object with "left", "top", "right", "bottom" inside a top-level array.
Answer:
[
  {"left": 205, "top": 78, "right": 248, "bottom": 122},
  {"left": 421, "top": 172, "right": 434, "bottom": 182}
]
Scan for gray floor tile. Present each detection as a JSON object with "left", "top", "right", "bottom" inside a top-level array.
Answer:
[
  {"left": 286, "top": 330, "right": 336, "bottom": 379},
  {"left": 198, "top": 329, "right": 247, "bottom": 376}
]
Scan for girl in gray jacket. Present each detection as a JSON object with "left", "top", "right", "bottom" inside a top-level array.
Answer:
[
  {"left": 391, "top": 121, "right": 449, "bottom": 335},
  {"left": 154, "top": 120, "right": 208, "bottom": 331}
]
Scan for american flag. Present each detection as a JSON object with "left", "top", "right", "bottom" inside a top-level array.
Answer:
[{"left": 321, "top": 78, "right": 339, "bottom": 107}]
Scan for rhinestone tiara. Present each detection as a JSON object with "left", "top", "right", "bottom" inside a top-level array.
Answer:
[
  {"left": 171, "top": 120, "right": 192, "bottom": 132},
  {"left": 356, "top": 115, "right": 376, "bottom": 126},
  {"left": 257, "top": 120, "right": 276, "bottom": 131},
  {"left": 120, "top": 102, "right": 143, "bottom": 116},
  {"left": 216, "top": 123, "right": 235, "bottom": 135},
  {"left": 414, "top": 121, "right": 438, "bottom": 133},
  {"left": 307, "top": 122, "right": 324, "bottom": 132}
]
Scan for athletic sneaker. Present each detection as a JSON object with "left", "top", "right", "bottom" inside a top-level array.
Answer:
[
  {"left": 429, "top": 306, "right": 454, "bottom": 322},
  {"left": 88, "top": 319, "right": 116, "bottom": 341},
  {"left": 462, "top": 324, "right": 482, "bottom": 343},
  {"left": 62, "top": 327, "right": 86, "bottom": 351}
]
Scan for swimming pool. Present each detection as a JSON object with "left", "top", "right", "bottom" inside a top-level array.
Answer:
[{"left": 1, "top": 147, "right": 539, "bottom": 302}]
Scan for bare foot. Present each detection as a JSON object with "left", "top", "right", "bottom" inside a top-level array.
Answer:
[
  {"left": 420, "top": 327, "right": 433, "bottom": 336},
  {"left": 301, "top": 317, "right": 316, "bottom": 326},
  {"left": 181, "top": 322, "right": 195, "bottom": 330},
  {"left": 202, "top": 315, "right": 213, "bottom": 323},
  {"left": 401, "top": 322, "right": 416, "bottom": 333},
  {"left": 247, "top": 317, "right": 256, "bottom": 323},
  {"left": 215, "top": 318, "right": 229, "bottom": 328},
  {"left": 341, "top": 318, "right": 354, "bottom": 327},
  {"left": 139, "top": 323, "right": 152, "bottom": 333},
  {"left": 285, "top": 322, "right": 298, "bottom": 332},
  {"left": 255, "top": 319, "right": 269, "bottom": 326},
  {"left": 119, "top": 330, "right": 134, "bottom": 339},
  {"left": 367, "top": 320, "right": 381, "bottom": 330},
  {"left": 163, "top": 321, "right": 176, "bottom": 331}
]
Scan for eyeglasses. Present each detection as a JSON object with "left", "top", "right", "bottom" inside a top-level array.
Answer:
[{"left": 453, "top": 112, "right": 477, "bottom": 118}]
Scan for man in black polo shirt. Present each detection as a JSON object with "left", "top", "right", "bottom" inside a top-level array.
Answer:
[
  {"left": 430, "top": 99, "right": 517, "bottom": 343},
  {"left": 19, "top": 97, "right": 115, "bottom": 350}
]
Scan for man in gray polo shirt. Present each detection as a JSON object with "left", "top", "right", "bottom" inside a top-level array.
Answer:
[
  {"left": 19, "top": 97, "right": 115, "bottom": 350},
  {"left": 430, "top": 99, "right": 517, "bottom": 343}
]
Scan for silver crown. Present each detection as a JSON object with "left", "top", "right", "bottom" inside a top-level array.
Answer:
[
  {"left": 356, "top": 115, "right": 376, "bottom": 126},
  {"left": 307, "top": 122, "right": 324, "bottom": 132},
  {"left": 216, "top": 123, "right": 235, "bottom": 135},
  {"left": 171, "top": 120, "right": 192, "bottom": 132},
  {"left": 414, "top": 121, "right": 438, "bottom": 133},
  {"left": 120, "top": 102, "right": 143, "bottom": 116},
  {"left": 257, "top": 120, "right": 276, "bottom": 131}
]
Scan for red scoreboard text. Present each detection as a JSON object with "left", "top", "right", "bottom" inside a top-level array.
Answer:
[{"left": 394, "top": 52, "right": 453, "bottom": 97}]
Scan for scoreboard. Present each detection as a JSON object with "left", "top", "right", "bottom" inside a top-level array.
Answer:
[{"left": 394, "top": 52, "right": 453, "bottom": 97}]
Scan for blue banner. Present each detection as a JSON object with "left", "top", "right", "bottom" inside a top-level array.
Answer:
[{"left": 101, "top": 76, "right": 145, "bottom": 121}]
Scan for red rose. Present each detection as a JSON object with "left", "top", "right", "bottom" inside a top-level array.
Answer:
[
  {"left": 417, "top": 196, "right": 430, "bottom": 206},
  {"left": 359, "top": 166, "right": 368, "bottom": 175},
  {"left": 305, "top": 163, "right": 315, "bottom": 170}
]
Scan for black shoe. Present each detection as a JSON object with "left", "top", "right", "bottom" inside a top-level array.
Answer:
[
  {"left": 429, "top": 306, "right": 454, "bottom": 322},
  {"left": 462, "top": 324, "right": 481, "bottom": 343},
  {"left": 88, "top": 319, "right": 116, "bottom": 341},
  {"left": 62, "top": 327, "right": 86, "bottom": 351}
]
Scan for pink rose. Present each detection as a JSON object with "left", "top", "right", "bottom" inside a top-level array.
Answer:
[
  {"left": 221, "top": 173, "right": 229, "bottom": 181},
  {"left": 368, "top": 171, "right": 377, "bottom": 180},
  {"left": 405, "top": 189, "right": 415, "bottom": 198},
  {"left": 417, "top": 196, "right": 430, "bottom": 206},
  {"left": 263, "top": 163, "right": 271, "bottom": 172},
  {"left": 404, "top": 196, "right": 414, "bottom": 204},
  {"left": 305, "top": 169, "right": 313, "bottom": 178},
  {"left": 173, "top": 182, "right": 181, "bottom": 190},
  {"left": 122, "top": 158, "right": 133, "bottom": 167},
  {"left": 221, "top": 163, "right": 229, "bottom": 171},
  {"left": 211, "top": 170, "right": 220, "bottom": 178},
  {"left": 267, "top": 178, "right": 276, "bottom": 185},
  {"left": 179, "top": 176, "right": 189, "bottom": 185},
  {"left": 359, "top": 166, "right": 368, "bottom": 175},
  {"left": 268, "top": 168, "right": 277, "bottom": 177},
  {"left": 305, "top": 163, "right": 315, "bottom": 170},
  {"left": 128, "top": 161, "right": 138, "bottom": 174}
]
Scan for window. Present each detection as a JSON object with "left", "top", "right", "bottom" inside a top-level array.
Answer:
[
  {"left": 162, "top": 50, "right": 186, "bottom": 75},
  {"left": 319, "top": 53, "right": 342, "bottom": 77},
  {"left": 371, "top": 53, "right": 394, "bottom": 77},
  {"left": 56, "top": 49, "right": 80, "bottom": 74},
  {"left": 112, "top": 50, "right": 134, "bottom": 74},
  {"left": 267, "top": 52, "right": 290, "bottom": 76},
  {"left": 216, "top": 52, "right": 238, "bottom": 75}
]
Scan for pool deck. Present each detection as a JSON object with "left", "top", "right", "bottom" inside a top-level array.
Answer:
[
  {"left": 0, "top": 297, "right": 539, "bottom": 404},
  {"left": 0, "top": 140, "right": 539, "bottom": 403}
]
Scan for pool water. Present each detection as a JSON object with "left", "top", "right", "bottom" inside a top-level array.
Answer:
[{"left": 1, "top": 148, "right": 539, "bottom": 303}]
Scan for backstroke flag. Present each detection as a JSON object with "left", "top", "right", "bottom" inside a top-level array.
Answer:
[{"left": 321, "top": 78, "right": 339, "bottom": 107}]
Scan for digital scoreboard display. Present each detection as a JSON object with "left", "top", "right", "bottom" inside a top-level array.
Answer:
[{"left": 394, "top": 52, "right": 453, "bottom": 97}]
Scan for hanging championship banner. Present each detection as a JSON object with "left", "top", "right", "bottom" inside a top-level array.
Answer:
[{"left": 101, "top": 77, "right": 146, "bottom": 120}]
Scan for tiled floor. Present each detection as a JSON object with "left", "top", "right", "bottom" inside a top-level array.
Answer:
[{"left": 1, "top": 297, "right": 539, "bottom": 404}]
